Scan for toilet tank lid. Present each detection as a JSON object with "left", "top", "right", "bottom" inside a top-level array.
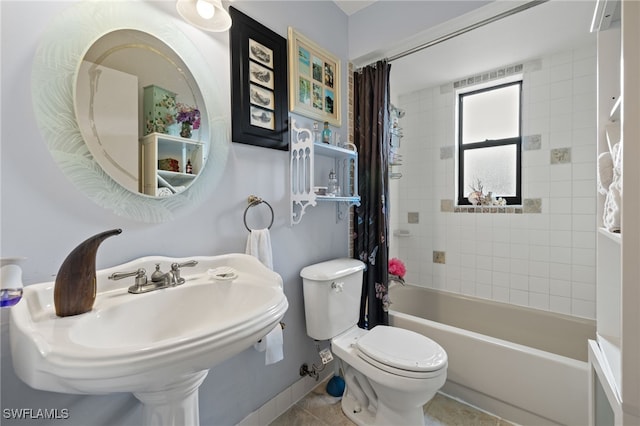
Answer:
[{"left": 300, "top": 258, "right": 365, "bottom": 281}]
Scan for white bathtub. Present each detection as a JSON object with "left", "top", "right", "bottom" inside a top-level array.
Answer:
[{"left": 388, "top": 285, "right": 596, "bottom": 426}]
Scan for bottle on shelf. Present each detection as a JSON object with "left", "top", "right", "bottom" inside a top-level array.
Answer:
[
  {"left": 327, "top": 169, "right": 339, "bottom": 196},
  {"left": 313, "top": 122, "right": 320, "bottom": 144},
  {"left": 186, "top": 159, "right": 193, "bottom": 174},
  {"left": 322, "top": 121, "right": 332, "bottom": 144}
]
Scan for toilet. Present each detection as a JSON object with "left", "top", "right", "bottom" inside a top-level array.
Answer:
[{"left": 300, "top": 258, "right": 448, "bottom": 426}]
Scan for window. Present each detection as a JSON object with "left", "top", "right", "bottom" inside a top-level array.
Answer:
[{"left": 457, "top": 80, "right": 522, "bottom": 205}]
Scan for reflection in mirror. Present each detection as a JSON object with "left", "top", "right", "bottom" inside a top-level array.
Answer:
[
  {"left": 75, "top": 29, "right": 208, "bottom": 197},
  {"left": 32, "top": 1, "right": 229, "bottom": 222}
]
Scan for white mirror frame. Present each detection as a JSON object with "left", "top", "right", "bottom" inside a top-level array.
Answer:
[{"left": 32, "top": 0, "right": 230, "bottom": 223}]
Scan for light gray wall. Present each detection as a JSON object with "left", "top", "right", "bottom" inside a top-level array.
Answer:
[{"left": 0, "top": 1, "right": 349, "bottom": 425}]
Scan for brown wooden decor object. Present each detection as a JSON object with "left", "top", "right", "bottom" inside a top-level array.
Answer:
[{"left": 54, "top": 229, "right": 122, "bottom": 317}]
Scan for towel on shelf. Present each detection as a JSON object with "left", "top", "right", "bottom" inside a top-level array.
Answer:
[
  {"left": 597, "top": 151, "right": 613, "bottom": 195},
  {"left": 603, "top": 142, "right": 622, "bottom": 233},
  {"left": 245, "top": 228, "right": 273, "bottom": 270}
]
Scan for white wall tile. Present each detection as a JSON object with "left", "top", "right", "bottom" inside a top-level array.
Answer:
[
  {"left": 572, "top": 299, "right": 595, "bottom": 318},
  {"left": 573, "top": 180, "right": 595, "bottom": 197},
  {"left": 550, "top": 230, "right": 572, "bottom": 247},
  {"left": 550, "top": 279, "right": 572, "bottom": 297},
  {"left": 572, "top": 265, "right": 596, "bottom": 284},
  {"left": 549, "top": 197, "right": 572, "bottom": 214},
  {"left": 549, "top": 214, "right": 572, "bottom": 230},
  {"left": 549, "top": 247, "right": 572, "bottom": 264},
  {"left": 493, "top": 286, "right": 510, "bottom": 303},
  {"left": 530, "top": 275, "right": 550, "bottom": 293},
  {"left": 572, "top": 247, "right": 596, "bottom": 266},
  {"left": 510, "top": 289, "right": 529, "bottom": 307},
  {"left": 550, "top": 295, "right": 572, "bottom": 315},
  {"left": 572, "top": 281, "right": 596, "bottom": 302},
  {"left": 493, "top": 271, "right": 510, "bottom": 287},
  {"left": 549, "top": 62, "right": 573, "bottom": 83},
  {"left": 549, "top": 181, "right": 572, "bottom": 198},
  {"left": 509, "top": 243, "right": 530, "bottom": 260},
  {"left": 550, "top": 262, "right": 572, "bottom": 280}
]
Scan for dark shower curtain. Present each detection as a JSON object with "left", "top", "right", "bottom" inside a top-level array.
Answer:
[{"left": 353, "top": 60, "right": 391, "bottom": 330}]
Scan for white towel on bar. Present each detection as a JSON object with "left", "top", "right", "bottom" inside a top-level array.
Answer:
[{"left": 245, "top": 228, "right": 273, "bottom": 270}]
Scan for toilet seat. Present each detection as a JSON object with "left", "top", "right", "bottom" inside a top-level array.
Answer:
[{"left": 355, "top": 326, "right": 447, "bottom": 379}]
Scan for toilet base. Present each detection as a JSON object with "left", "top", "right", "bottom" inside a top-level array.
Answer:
[
  {"left": 341, "top": 392, "right": 376, "bottom": 426},
  {"left": 341, "top": 391, "right": 426, "bottom": 426}
]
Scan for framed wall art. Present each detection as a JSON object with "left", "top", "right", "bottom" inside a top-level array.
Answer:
[
  {"left": 287, "top": 27, "right": 341, "bottom": 127},
  {"left": 230, "top": 7, "right": 288, "bottom": 150}
]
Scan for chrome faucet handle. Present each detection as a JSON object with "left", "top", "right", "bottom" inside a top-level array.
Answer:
[
  {"left": 170, "top": 260, "right": 198, "bottom": 285},
  {"left": 173, "top": 260, "right": 198, "bottom": 269},
  {"left": 109, "top": 268, "right": 147, "bottom": 284},
  {"left": 109, "top": 268, "right": 149, "bottom": 294}
]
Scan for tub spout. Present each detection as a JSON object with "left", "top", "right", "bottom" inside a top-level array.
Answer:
[
  {"left": 54, "top": 229, "right": 122, "bottom": 317},
  {"left": 388, "top": 275, "right": 405, "bottom": 286}
]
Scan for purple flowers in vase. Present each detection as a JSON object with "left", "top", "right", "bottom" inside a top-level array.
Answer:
[{"left": 176, "top": 103, "right": 201, "bottom": 138}]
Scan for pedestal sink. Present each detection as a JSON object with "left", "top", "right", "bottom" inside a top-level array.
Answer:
[{"left": 10, "top": 254, "right": 288, "bottom": 425}]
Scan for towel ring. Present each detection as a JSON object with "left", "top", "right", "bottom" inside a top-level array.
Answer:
[{"left": 244, "top": 195, "right": 274, "bottom": 231}]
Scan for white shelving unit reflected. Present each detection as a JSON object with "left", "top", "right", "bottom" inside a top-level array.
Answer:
[{"left": 140, "top": 132, "right": 204, "bottom": 196}]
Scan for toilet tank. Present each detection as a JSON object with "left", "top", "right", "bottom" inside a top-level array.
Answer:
[{"left": 300, "top": 258, "right": 365, "bottom": 341}]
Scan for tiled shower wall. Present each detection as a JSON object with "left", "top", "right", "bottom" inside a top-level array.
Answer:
[{"left": 390, "top": 42, "right": 597, "bottom": 319}]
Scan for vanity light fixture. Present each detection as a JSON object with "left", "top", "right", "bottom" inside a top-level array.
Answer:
[{"left": 176, "top": 0, "right": 232, "bottom": 32}]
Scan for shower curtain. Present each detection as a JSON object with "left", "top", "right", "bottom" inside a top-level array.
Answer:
[{"left": 353, "top": 60, "right": 391, "bottom": 329}]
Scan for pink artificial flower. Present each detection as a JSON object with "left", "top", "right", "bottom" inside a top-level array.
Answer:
[{"left": 388, "top": 258, "right": 406, "bottom": 278}]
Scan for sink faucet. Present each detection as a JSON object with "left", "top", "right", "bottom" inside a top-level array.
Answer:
[
  {"left": 170, "top": 260, "right": 198, "bottom": 285},
  {"left": 110, "top": 261, "right": 198, "bottom": 294},
  {"left": 150, "top": 264, "right": 176, "bottom": 287}
]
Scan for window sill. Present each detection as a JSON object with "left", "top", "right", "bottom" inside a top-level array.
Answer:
[
  {"left": 452, "top": 206, "right": 524, "bottom": 214},
  {"left": 441, "top": 198, "right": 541, "bottom": 214}
]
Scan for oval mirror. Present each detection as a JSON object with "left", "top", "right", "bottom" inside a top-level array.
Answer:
[
  {"left": 75, "top": 29, "right": 208, "bottom": 198},
  {"left": 32, "top": 1, "right": 229, "bottom": 222}
]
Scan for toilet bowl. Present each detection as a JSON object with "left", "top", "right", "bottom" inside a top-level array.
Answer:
[
  {"left": 332, "top": 326, "right": 447, "bottom": 426},
  {"left": 300, "top": 258, "right": 448, "bottom": 426}
]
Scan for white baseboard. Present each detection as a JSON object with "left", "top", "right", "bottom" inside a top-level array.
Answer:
[{"left": 236, "top": 367, "right": 334, "bottom": 426}]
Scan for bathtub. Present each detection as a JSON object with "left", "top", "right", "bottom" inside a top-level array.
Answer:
[{"left": 388, "top": 285, "right": 596, "bottom": 426}]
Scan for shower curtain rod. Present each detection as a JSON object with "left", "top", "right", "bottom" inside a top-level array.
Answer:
[{"left": 386, "top": 0, "right": 549, "bottom": 63}]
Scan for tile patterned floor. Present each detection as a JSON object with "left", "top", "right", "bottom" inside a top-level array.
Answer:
[{"left": 270, "top": 378, "right": 515, "bottom": 426}]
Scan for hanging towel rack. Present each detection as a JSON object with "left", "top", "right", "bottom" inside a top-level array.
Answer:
[{"left": 244, "top": 195, "right": 274, "bottom": 231}]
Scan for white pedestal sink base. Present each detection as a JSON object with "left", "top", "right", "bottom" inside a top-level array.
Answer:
[{"left": 134, "top": 370, "right": 209, "bottom": 426}]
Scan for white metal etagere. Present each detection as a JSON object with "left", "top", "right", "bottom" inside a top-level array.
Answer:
[{"left": 289, "top": 119, "right": 360, "bottom": 225}]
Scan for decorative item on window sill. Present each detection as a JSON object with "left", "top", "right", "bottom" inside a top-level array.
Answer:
[
  {"left": 176, "top": 102, "right": 201, "bottom": 139},
  {"left": 467, "top": 179, "right": 507, "bottom": 206}
]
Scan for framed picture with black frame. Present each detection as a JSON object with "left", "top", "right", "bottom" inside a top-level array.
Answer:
[{"left": 229, "top": 6, "right": 288, "bottom": 150}]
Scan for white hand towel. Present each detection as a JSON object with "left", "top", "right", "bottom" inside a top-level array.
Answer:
[
  {"left": 245, "top": 228, "right": 273, "bottom": 270},
  {"left": 253, "top": 325, "right": 284, "bottom": 365}
]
